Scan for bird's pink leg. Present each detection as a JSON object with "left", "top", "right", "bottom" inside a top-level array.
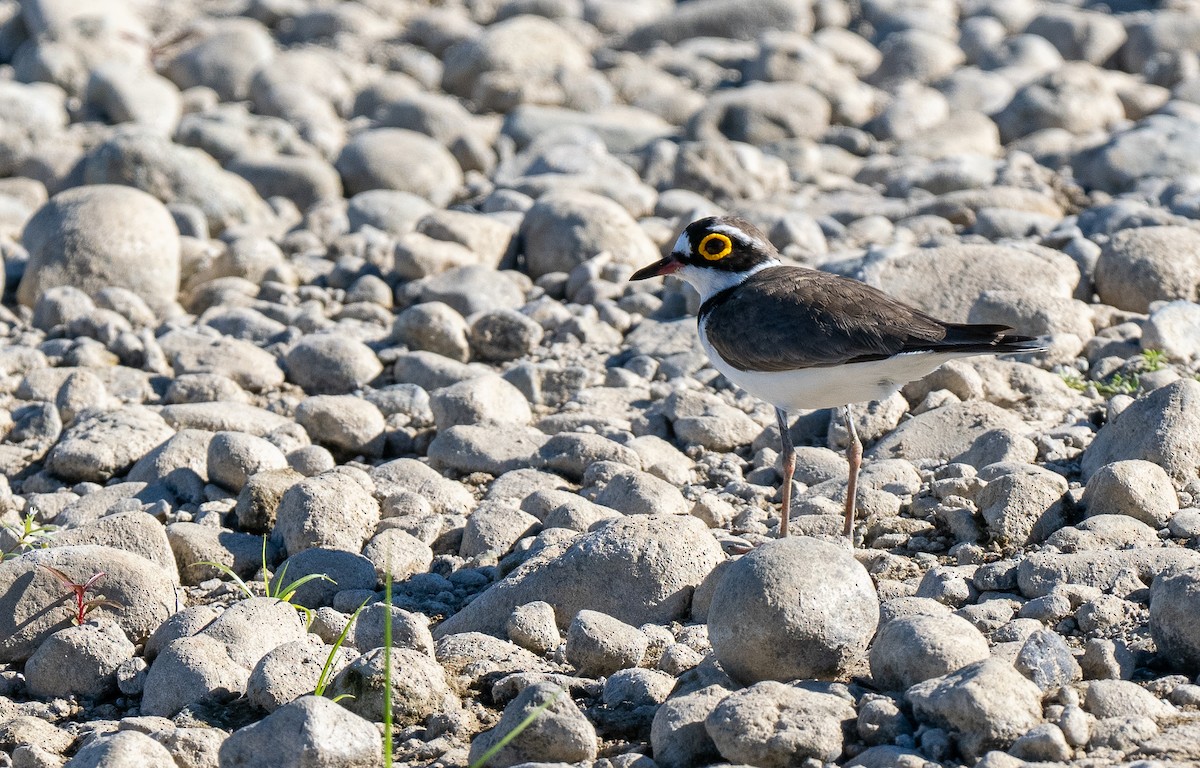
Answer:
[{"left": 843, "top": 404, "right": 861, "bottom": 541}]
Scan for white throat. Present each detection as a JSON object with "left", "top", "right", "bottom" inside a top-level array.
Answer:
[{"left": 675, "top": 259, "right": 779, "bottom": 303}]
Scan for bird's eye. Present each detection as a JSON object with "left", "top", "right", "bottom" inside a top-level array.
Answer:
[{"left": 697, "top": 232, "right": 733, "bottom": 261}]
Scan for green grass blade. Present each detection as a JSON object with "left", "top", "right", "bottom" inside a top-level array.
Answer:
[
  {"left": 382, "top": 574, "right": 394, "bottom": 768},
  {"left": 315, "top": 599, "right": 368, "bottom": 697},
  {"left": 468, "top": 687, "right": 566, "bottom": 768},
  {"left": 193, "top": 561, "right": 254, "bottom": 600},
  {"left": 274, "top": 572, "right": 334, "bottom": 603}
]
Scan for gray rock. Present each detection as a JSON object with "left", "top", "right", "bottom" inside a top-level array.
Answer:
[
  {"left": 362, "top": 529, "right": 434, "bottom": 581},
  {"left": 227, "top": 154, "right": 342, "bottom": 213},
  {"left": 650, "top": 684, "right": 728, "bottom": 768},
  {"left": 507, "top": 601, "right": 561, "bottom": 655},
  {"left": 158, "top": 330, "right": 284, "bottom": 394},
  {"left": 430, "top": 375, "right": 532, "bottom": 431},
  {"left": 603, "top": 667, "right": 674, "bottom": 708},
  {"left": 869, "top": 613, "right": 989, "bottom": 692},
  {"left": 593, "top": 468, "right": 688, "bottom": 516},
  {"left": 416, "top": 265, "right": 526, "bottom": 316},
  {"left": 142, "top": 597, "right": 308, "bottom": 716},
  {"left": 565, "top": 610, "right": 648, "bottom": 677},
  {"left": 501, "top": 104, "right": 674, "bottom": 155},
  {"left": 460, "top": 503, "right": 541, "bottom": 559},
  {"left": 1026, "top": 7, "right": 1126, "bottom": 65},
  {"left": 1084, "top": 679, "right": 1175, "bottom": 721},
  {"left": 0, "top": 546, "right": 176, "bottom": 663},
  {"left": 49, "top": 510, "right": 175, "bottom": 576},
  {"left": 708, "top": 537, "right": 878, "bottom": 684},
  {"left": 690, "top": 82, "right": 830, "bottom": 144},
  {"left": 275, "top": 471, "right": 380, "bottom": 555},
  {"left": 519, "top": 190, "right": 660, "bottom": 278},
  {"left": 295, "top": 395, "right": 386, "bottom": 459},
  {"left": 1083, "top": 460, "right": 1179, "bottom": 528},
  {"left": 168, "top": 522, "right": 267, "bottom": 585},
  {"left": 672, "top": 139, "right": 790, "bottom": 205},
  {"left": 162, "top": 18, "right": 275, "bottom": 101},
  {"left": 976, "top": 466, "right": 1068, "bottom": 546},
  {"left": 869, "top": 401, "right": 1030, "bottom": 465},
  {"left": 347, "top": 189, "right": 433, "bottom": 235},
  {"left": 1151, "top": 565, "right": 1200, "bottom": 674},
  {"left": 1074, "top": 116, "right": 1200, "bottom": 194},
  {"left": 1081, "top": 379, "right": 1200, "bottom": 485},
  {"left": 706, "top": 681, "right": 855, "bottom": 765},
  {"left": 906, "top": 659, "right": 1043, "bottom": 760},
  {"left": 47, "top": 406, "right": 174, "bottom": 483},
  {"left": 327, "top": 646, "right": 451, "bottom": 724},
  {"left": 392, "top": 350, "right": 483, "bottom": 391},
  {"left": 82, "top": 129, "right": 273, "bottom": 235},
  {"left": 1009, "top": 722, "right": 1073, "bottom": 763},
  {"left": 1143, "top": 300, "right": 1200, "bottom": 362},
  {"left": 535, "top": 433, "right": 642, "bottom": 481},
  {"left": 467, "top": 681, "right": 597, "bottom": 768},
  {"left": 392, "top": 302, "right": 470, "bottom": 362},
  {"left": 435, "top": 515, "right": 723, "bottom": 637},
  {"left": 860, "top": 243, "right": 1077, "bottom": 323},
  {"left": 469, "top": 309, "right": 544, "bottom": 362},
  {"left": 994, "top": 63, "right": 1124, "bottom": 143},
  {"left": 622, "top": 0, "right": 813, "bottom": 49},
  {"left": 1095, "top": 227, "right": 1200, "bottom": 312},
  {"left": 25, "top": 621, "right": 135, "bottom": 699},
  {"left": 1019, "top": 548, "right": 1200, "bottom": 598},
  {"left": 371, "top": 458, "right": 474, "bottom": 516},
  {"left": 19, "top": 185, "right": 180, "bottom": 316},
  {"left": 123, "top": 426, "right": 208, "bottom": 498},
  {"left": 442, "top": 15, "right": 590, "bottom": 108},
  {"left": 665, "top": 390, "right": 761, "bottom": 452},
  {"left": 85, "top": 61, "right": 182, "bottom": 135},
  {"left": 284, "top": 334, "right": 383, "bottom": 395},
  {"left": 207, "top": 431, "right": 288, "bottom": 492},
  {"left": 144, "top": 604, "right": 222, "bottom": 662},
  {"left": 67, "top": 730, "right": 176, "bottom": 768},
  {"left": 1015, "top": 629, "right": 1082, "bottom": 690},
  {"left": 270, "top": 548, "right": 377, "bottom": 609},
  {"left": 436, "top": 631, "right": 554, "bottom": 692},
  {"left": 246, "top": 636, "right": 336, "bottom": 712},
  {"left": 427, "top": 424, "right": 548, "bottom": 475},
  {"left": 235, "top": 468, "right": 302, "bottom": 533},
  {"left": 349, "top": 603, "right": 434, "bottom": 656},
  {"left": 218, "top": 695, "right": 380, "bottom": 767},
  {"left": 336, "top": 128, "right": 462, "bottom": 205}
]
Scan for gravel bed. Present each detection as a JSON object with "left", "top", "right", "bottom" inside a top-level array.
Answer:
[{"left": 1, "top": 0, "right": 1200, "bottom": 767}]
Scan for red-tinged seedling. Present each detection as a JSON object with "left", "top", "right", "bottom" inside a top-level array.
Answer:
[{"left": 40, "top": 565, "right": 124, "bottom": 626}]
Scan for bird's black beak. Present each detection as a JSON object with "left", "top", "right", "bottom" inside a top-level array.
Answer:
[{"left": 629, "top": 255, "right": 683, "bottom": 281}]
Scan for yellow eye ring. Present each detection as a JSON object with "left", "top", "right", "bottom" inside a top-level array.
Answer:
[{"left": 698, "top": 232, "right": 732, "bottom": 261}]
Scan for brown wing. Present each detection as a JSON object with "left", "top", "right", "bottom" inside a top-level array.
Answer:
[{"left": 699, "top": 266, "right": 954, "bottom": 372}]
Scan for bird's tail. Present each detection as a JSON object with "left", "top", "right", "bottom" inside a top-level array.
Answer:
[{"left": 937, "top": 324, "right": 1049, "bottom": 355}]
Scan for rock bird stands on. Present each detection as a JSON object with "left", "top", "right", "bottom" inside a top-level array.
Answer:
[{"left": 631, "top": 216, "right": 1043, "bottom": 541}]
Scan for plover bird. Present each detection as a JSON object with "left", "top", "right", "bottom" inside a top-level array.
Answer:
[{"left": 630, "top": 216, "right": 1042, "bottom": 540}]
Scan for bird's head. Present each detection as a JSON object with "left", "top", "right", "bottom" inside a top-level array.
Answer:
[{"left": 630, "top": 216, "right": 781, "bottom": 298}]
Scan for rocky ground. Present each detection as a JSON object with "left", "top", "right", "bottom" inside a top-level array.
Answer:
[{"left": 1, "top": 0, "right": 1200, "bottom": 766}]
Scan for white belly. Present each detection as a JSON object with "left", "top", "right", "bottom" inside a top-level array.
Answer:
[{"left": 698, "top": 324, "right": 969, "bottom": 411}]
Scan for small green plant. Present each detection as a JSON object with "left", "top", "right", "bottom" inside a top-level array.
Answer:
[
  {"left": 195, "top": 538, "right": 332, "bottom": 626},
  {"left": 383, "top": 574, "right": 394, "bottom": 768},
  {"left": 1060, "top": 368, "right": 1140, "bottom": 397},
  {"left": 1141, "top": 348, "right": 1167, "bottom": 372},
  {"left": 2, "top": 513, "right": 56, "bottom": 560},
  {"left": 468, "top": 687, "right": 567, "bottom": 768},
  {"left": 40, "top": 565, "right": 123, "bottom": 625},
  {"left": 313, "top": 599, "right": 369, "bottom": 701},
  {"left": 195, "top": 537, "right": 333, "bottom": 602}
]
